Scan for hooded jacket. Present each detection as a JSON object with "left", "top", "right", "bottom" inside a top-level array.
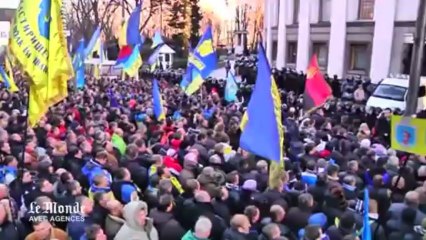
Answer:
[{"left": 114, "top": 201, "right": 159, "bottom": 240}]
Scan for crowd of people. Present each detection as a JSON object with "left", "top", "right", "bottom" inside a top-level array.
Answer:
[{"left": 0, "top": 64, "right": 424, "bottom": 240}]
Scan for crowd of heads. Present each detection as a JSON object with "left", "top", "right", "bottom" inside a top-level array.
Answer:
[{"left": 0, "top": 63, "right": 424, "bottom": 240}]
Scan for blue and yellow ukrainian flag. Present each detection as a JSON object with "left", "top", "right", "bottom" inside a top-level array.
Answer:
[
  {"left": 152, "top": 79, "right": 165, "bottom": 121},
  {"left": 180, "top": 48, "right": 194, "bottom": 90},
  {"left": 84, "top": 26, "right": 101, "bottom": 59},
  {"left": 225, "top": 71, "right": 238, "bottom": 102},
  {"left": 185, "top": 67, "right": 204, "bottom": 96},
  {"left": 239, "top": 43, "right": 284, "bottom": 188},
  {"left": 9, "top": 0, "right": 74, "bottom": 127},
  {"left": 188, "top": 25, "right": 217, "bottom": 79},
  {"left": 147, "top": 44, "right": 163, "bottom": 72},
  {"left": 4, "top": 57, "right": 19, "bottom": 92},
  {"left": 188, "top": 26, "right": 217, "bottom": 79},
  {"left": 182, "top": 25, "right": 217, "bottom": 95},
  {"left": 0, "top": 61, "right": 18, "bottom": 92},
  {"left": 121, "top": 44, "right": 142, "bottom": 77},
  {"left": 119, "top": 4, "right": 142, "bottom": 48},
  {"left": 151, "top": 30, "right": 164, "bottom": 49},
  {"left": 73, "top": 39, "right": 85, "bottom": 89}
]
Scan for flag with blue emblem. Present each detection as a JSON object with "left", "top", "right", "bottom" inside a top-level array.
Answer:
[
  {"left": 225, "top": 71, "right": 238, "bottom": 102},
  {"left": 152, "top": 79, "right": 165, "bottom": 121},
  {"left": 9, "top": 0, "right": 74, "bottom": 126},
  {"left": 239, "top": 43, "right": 284, "bottom": 188},
  {"left": 73, "top": 39, "right": 85, "bottom": 89}
]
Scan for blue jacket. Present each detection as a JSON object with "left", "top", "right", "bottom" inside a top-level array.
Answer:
[
  {"left": 67, "top": 214, "right": 93, "bottom": 240},
  {"left": 301, "top": 171, "right": 318, "bottom": 186},
  {"left": 81, "top": 159, "right": 112, "bottom": 186}
]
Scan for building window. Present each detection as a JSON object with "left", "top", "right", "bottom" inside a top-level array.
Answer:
[
  {"left": 312, "top": 42, "right": 328, "bottom": 67},
  {"left": 287, "top": 42, "right": 298, "bottom": 64},
  {"left": 293, "top": 0, "right": 300, "bottom": 24},
  {"left": 0, "top": 9, "right": 15, "bottom": 21},
  {"left": 358, "top": 0, "right": 375, "bottom": 20},
  {"left": 319, "top": 0, "right": 332, "bottom": 22},
  {"left": 349, "top": 43, "right": 370, "bottom": 71},
  {"left": 272, "top": 40, "right": 278, "bottom": 61}
]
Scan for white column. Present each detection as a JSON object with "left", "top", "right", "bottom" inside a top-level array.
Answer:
[
  {"left": 370, "top": 0, "right": 397, "bottom": 83},
  {"left": 296, "top": 0, "right": 311, "bottom": 71},
  {"left": 263, "top": 0, "right": 268, "bottom": 47},
  {"left": 276, "top": 0, "right": 287, "bottom": 69},
  {"left": 327, "top": 0, "right": 348, "bottom": 78},
  {"left": 266, "top": 0, "right": 273, "bottom": 64}
]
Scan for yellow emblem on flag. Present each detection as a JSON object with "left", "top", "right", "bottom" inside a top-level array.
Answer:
[{"left": 197, "top": 39, "right": 214, "bottom": 57}]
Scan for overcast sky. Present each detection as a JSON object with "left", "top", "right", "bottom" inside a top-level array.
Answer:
[{"left": 0, "top": 0, "right": 19, "bottom": 9}]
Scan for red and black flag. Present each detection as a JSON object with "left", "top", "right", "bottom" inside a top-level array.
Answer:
[{"left": 303, "top": 55, "right": 332, "bottom": 111}]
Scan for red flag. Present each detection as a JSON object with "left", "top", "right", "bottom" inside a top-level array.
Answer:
[
  {"left": 116, "top": 45, "right": 133, "bottom": 64},
  {"left": 303, "top": 55, "right": 332, "bottom": 111}
]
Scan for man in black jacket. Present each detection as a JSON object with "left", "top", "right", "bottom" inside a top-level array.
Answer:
[
  {"left": 181, "top": 190, "right": 226, "bottom": 240},
  {"left": 149, "top": 194, "right": 185, "bottom": 240},
  {"left": 0, "top": 202, "right": 24, "bottom": 239}
]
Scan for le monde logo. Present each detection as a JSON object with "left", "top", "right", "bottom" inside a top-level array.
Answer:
[{"left": 28, "top": 202, "right": 85, "bottom": 222}]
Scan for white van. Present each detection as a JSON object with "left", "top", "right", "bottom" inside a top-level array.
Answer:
[{"left": 366, "top": 77, "right": 426, "bottom": 112}]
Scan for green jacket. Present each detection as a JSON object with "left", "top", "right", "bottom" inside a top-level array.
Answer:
[
  {"left": 111, "top": 133, "right": 126, "bottom": 155},
  {"left": 181, "top": 230, "right": 209, "bottom": 240}
]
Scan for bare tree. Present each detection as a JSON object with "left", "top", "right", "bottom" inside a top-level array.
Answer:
[
  {"left": 68, "top": 0, "right": 164, "bottom": 44},
  {"left": 214, "top": 21, "right": 222, "bottom": 45},
  {"left": 250, "top": 4, "right": 263, "bottom": 51},
  {"left": 69, "top": 0, "right": 122, "bottom": 41},
  {"left": 120, "top": 0, "right": 165, "bottom": 32}
]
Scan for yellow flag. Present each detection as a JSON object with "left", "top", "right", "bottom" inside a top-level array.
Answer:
[
  {"left": 9, "top": 0, "right": 74, "bottom": 127},
  {"left": 239, "top": 112, "right": 248, "bottom": 130},
  {"left": 93, "top": 64, "right": 100, "bottom": 79},
  {"left": 5, "top": 57, "right": 19, "bottom": 92}
]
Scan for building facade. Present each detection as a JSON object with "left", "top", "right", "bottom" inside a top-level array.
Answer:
[
  {"left": 0, "top": 0, "right": 19, "bottom": 49},
  {"left": 264, "top": 0, "right": 420, "bottom": 83}
]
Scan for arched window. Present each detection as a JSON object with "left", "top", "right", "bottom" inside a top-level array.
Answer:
[{"left": 358, "top": 0, "right": 375, "bottom": 20}]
